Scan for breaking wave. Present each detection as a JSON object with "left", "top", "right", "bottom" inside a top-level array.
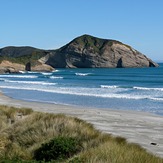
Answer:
[
  {"left": 41, "top": 72, "right": 53, "bottom": 76},
  {"left": 0, "top": 75, "right": 38, "bottom": 78},
  {"left": 133, "top": 86, "right": 163, "bottom": 91},
  {"left": 50, "top": 76, "right": 63, "bottom": 79},
  {"left": 0, "top": 85, "right": 163, "bottom": 102},
  {"left": 101, "top": 85, "right": 118, "bottom": 89},
  {"left": 75, "top": 73, "right": 92, "bottom": 76},
  {"left": 4, "top": 80, "right": 57, "bottom": 86}
]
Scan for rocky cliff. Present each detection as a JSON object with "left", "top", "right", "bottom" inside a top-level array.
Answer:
[
  {"left": 0, "top": 35, "right": 158, "bottom": 73},
  {"left": 0, "top": 60, "right": 25, "bottom": 73},
  {"left": 46, "top": 35, "right": 158, "bottom": 68},
  {"left": 0, "top": 46, "right": 54, "bottom": 73}
]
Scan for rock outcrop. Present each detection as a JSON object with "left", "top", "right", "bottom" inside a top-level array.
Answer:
[
  {"left": 0, "top": 35, "right": 158, "bottom": 73},
  {"left": 0, "top": 60, "right": 54, "bottom": 74},
  {"left": 0, "top": 47, "right": 54, "bottom": 73},
  {"left": 25, "top": 61, "right": 54, "bottom": 72},
  {"left": 46, "top": 35, "right": 158, "bottom": 68},
  {"left": 0, "top": 60, "right": 25, "bottom": 73}
]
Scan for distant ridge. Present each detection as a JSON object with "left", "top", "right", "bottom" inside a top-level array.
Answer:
[{"left": 0, "top": 34, "right": 159, "bottom": 73}]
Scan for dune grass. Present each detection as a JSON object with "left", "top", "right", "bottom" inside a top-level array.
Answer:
[{"left": 0, "top": 105, "right": 162, "bottom": 163}]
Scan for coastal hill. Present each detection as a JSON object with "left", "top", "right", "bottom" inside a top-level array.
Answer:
[
  {"left": 47, "top": 35, "right": 158, "bottom": 68},
  {"left": 0, "top": 35, "right": 158, "bottom": 73}
]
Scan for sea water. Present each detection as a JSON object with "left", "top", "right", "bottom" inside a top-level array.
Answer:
[{"left": 0, "top": 63, "right": 163, "bottom": 115}]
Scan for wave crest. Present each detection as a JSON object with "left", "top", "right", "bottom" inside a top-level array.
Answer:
[
  {"left": 50, "top": 76, "right": 63, "bottom": 79},
  {"left": 101, "top": 85, "right": 118, "bottom": 89},
  {"left": 0, "top": 75, "right": 38, "bottom": 78},
  {"left": 1, "top": 85, "right": 163, "bottom": 102},
  {"left": 75, "top": 73, "right": 92, "bottom": 76},
  {"left": 133, "top": 86, "right": 163, "bottom": 91},
  {"left": 4, "top": 80, "right": 57, "bottom": 86}
]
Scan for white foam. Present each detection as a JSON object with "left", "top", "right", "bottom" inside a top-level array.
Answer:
[
  {"left": 53, "top": 70, "right": 60, "bottom": 72},
  {"left": 149, "top": 97, "right": 163, "bottom": 101},
  {"left": 101, "top": 85, "right": 118, "bottom": 89},
  {"left": 75, "top": 73, "right": 92, "bottom": 76},
  {"left": 19, "top": 71, "right": 26, "bottom": 74},
  {"left": 0, "top": 75, "right": 38, "bottom": 78},
  {"left": 50, "top": 76, "right": 63, "bottom": 79},
  {"left": 133, "top": 86, "right": 163, "bottom": 91},
  {"left": 4, "top": 80, "right": 57, "bottom": 86},
  {"left": 0, "top": 86, "right": 40, "bottom": 91},
  {"left": 27, "top": 71, "right": 38, "bottom": 74},
  {"left": 41, "top": 72, "right": 53, "bottom": 75},
  {"left": 1, "top": 85, "right": 161, "bottom": 101}
]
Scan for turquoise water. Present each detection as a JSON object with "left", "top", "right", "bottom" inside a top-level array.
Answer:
[{"left": 0, "top": 63, "right": 163, "bottom": 115}]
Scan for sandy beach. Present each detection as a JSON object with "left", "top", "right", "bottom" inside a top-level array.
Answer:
[{"left": 0, "top": 92, "right": 163, "bottom": 158}]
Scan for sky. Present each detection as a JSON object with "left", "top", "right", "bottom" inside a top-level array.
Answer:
[{"left": 0, "top": 0, "right": 163, "bottom": 61}]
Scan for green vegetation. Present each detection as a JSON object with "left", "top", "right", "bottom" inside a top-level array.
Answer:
[
  {"left": 34, "top": 136, "right": 81, "bottom": 162},
  {"left": 0, "top": 105, "right": 162, "bottom": 163},
  {"left": 72, "top": 34, "right": 123, "bottom": 54},
  {"left": 0, "top": 51, "right": 46, "bottom": 65}
]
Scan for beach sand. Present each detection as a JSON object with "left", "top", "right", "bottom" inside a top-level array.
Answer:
[{"left": 0, "top": 92, "right": 163, "bottom": 158}]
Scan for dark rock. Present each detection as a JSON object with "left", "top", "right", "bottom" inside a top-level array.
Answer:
[
  {"left": 117, "top": 58, "right": 123, "bottom": 68},
  {"left": 150, "top": 143, "right": 157, "bottom": 146},
  {"left": 25, "top": 60, "right": 54, "bottom": 72},
  {"left": 25, "top": 62, "right": 31, "bottom": 71}
]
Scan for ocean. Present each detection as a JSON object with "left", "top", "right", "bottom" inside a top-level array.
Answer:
[{"left": 0, "top": 63, "right": 163, "bottom": 115}]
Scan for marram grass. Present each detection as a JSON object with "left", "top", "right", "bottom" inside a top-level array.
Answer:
[{"left": 0, "top": 105, "right": 162, "bottom": 163}]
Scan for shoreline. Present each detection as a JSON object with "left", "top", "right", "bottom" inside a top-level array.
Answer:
[{"left": 0, "top": 92, "right": 163, "bottom": 158}]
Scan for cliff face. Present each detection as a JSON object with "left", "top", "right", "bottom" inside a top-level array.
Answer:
[
  {"left": 0, "top": 60, "right": 25, "bottom": 73},
  {"left": 0, "top": 35, "right": 158, "bottom": 73},
  {"left": 46, "top": 35, "right": 158, "bottom": 68},
  {"left": 0, "top": 46, "right": 54, "bottom": 73},
  {"left": 0, "top": 60, "right": 54, "bottom": 74}
]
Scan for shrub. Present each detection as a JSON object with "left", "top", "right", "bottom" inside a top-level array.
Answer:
[
  {"left": 34, "top": 136, "right": 81, "bottom": 162},
  {"left": 114, "top": 136, "right": 126, "bottom": 144}
]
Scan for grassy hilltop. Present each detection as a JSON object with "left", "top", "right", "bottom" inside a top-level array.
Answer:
[{"left": 0, "top": 105, "right": 162, "bottom": 163}]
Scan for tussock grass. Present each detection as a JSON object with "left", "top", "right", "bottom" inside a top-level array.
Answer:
[
  {"left": 0, "top": 105, "right": 163, "bottom": 162},
  {"left": 77, "top": 141, "right": 162, "bottom": 163}
]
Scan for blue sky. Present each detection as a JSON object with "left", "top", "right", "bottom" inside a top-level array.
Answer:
[{"left": 0, "top": 0, "right": 163, "bottom": 61}]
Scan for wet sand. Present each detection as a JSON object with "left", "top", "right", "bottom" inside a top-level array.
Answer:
[{"left": 0, "top": 92, "right": 163, "bottom": 158}]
